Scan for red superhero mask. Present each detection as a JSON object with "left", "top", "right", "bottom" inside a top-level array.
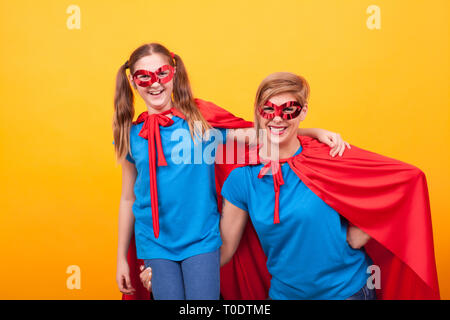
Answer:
[
  {"left": 258, "top": 100, "right": 304, "bottom": 120},
  {"left": 132, "top": 65, "right": 175, "bottom": 87}
]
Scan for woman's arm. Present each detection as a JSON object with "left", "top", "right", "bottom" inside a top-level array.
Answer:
[
  {"left": 226, "top": 127, "right": 351, "bottom": 157},
  {"left": 116, "top": 159, "right": 137, "bottom": 295},
  {"left": 220, "top": 198, "right": 249, "bottom": 267}
]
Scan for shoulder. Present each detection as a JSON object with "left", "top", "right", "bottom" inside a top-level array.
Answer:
[
  {"left": 225, "top": 165, "right": 258, "bottom": 184},
  {"left": 222, "top": 166, "right": 251, "bottom": 202},
  {"left": 128, "top": 122, "right": 144, "bottom": 148},
  {"left": 224, "top": 166, "right": 244, "bottom": 184},
  {"left": 194, "top": 98, "right": 221, "bottom": 110},
  {"left": 130, "top": 120, "right": 143, "bottom": 134},
  {"left": 228, "top": 165, "right": 247, "bottom": 177},
  {"left": 193, "top": 98, "right": 223, "bottom": 120},
  {"left": 298, "top": 135, "right": 327, "bottom": 150}
]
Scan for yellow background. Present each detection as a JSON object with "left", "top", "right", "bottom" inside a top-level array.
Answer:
[{"left": 0, "top": 0, "right": 448, "bottom": 299}]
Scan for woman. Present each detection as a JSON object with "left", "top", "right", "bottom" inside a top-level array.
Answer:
[
  {"left": 113, "top": 43, "right": 350, "bottom": 300},
  {"left": 219, "top": 72, "right": 375, "bottom": 299},
  {"left": 217, "top": 72, "right": 439, "bottom": 300}
]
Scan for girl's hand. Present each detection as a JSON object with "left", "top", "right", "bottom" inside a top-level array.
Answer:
[
  {"left": 116, "top": 258, "right": 136, "bottom": 295},
  {"left": 347, "top": 224, "right": 371, "bottom": 249},
  {"left": 316, "top": 129, "right": 351, "bottom": 157},
  {"left": 139, "top": 265, "right": 153, "bottom": 292}
]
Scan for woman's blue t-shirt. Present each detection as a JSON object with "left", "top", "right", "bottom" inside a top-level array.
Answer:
[
  {"left": 126, "top": 115, "right": 227, "bottom": 261},
  {"left": 221, "top": 145, "right": 372, "bottom": 299}
]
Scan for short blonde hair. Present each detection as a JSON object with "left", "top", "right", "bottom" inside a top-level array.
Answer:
[{"left": 254, "top": 72, "right": 310, "bottom": 134}]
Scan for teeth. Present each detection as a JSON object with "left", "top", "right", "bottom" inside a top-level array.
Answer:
[
  {"left": 149, "top": 90, "right": 163, "bottom": 95},
  {"left": 270, "top": 127, "right": 286, "bottom": 132}
]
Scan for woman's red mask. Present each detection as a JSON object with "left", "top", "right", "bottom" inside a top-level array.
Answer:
[
  {"left": 132, "top": 65, "right": 175, "bottom": 87},
  {"left": 258, "top": 100, "right": 304, "bottom": 120}
]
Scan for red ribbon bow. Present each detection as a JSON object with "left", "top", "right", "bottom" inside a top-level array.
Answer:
[
  {"left": 257, "top": 158, "right": 290, "bottom": 224},
  {"left": 135, "top": 108, "right": 182, "bottom": 238}
]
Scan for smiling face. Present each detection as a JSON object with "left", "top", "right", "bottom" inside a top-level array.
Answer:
[
  {"left": 257, "top": 92, "right": 308, "bottom": 147},
  {"left": 128, "top": 53, "right": 175, "bottom": 113}
]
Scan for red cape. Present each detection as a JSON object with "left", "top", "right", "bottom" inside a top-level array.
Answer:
[
  {"left": 220, "top": 136, "right": 440, "bottom": 300},
  {"left": 123, "top": 101, "right": 440, "bottom": 300}
]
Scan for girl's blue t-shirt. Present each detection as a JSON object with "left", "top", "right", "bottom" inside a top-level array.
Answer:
[
  {"left": 221, "top": 145, "right": 372, "bottom": 300},
  {"left": 125, "top": 115, "right": 227, "bottom": 260}
]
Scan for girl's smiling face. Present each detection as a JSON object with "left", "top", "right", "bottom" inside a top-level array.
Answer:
[
  {"left": 257, "top": 92, "right": 307, "bottom": 146},
  {"left": 129, "top": 53, "right": 175, "bottom": 113}
]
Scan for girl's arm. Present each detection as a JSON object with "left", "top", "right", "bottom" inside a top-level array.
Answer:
[
  {"left": 347, "top": 222, "right": 371, "bottom": 249},
  {"left": 116, "top": 159, "right": 137, "bottom": 295},
  {"left": 226, "top": 127, "right": 351, "bottom": 157},
  {"left": 220, "top": 199, "right": 249, "bottom": 267},
  {"left": 298, "top": 128, "right": 351, "bottom": 157}
]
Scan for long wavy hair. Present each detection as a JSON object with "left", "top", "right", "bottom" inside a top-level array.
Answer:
[{"left": 112, "top": 43, "right": 211, "bottom": 163}]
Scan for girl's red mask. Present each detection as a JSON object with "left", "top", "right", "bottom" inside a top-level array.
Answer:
[
  {"left": 132, "top": 65, "right": 175, "bottom": 87},
  {"left": 258, "top": 100, "right": 304, "bottom": 120}
]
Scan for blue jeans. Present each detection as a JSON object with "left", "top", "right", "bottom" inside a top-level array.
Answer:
[
  {"left": 143, "top": 249, "right": 220, "bottom": 300},
  {"left": 266, "top": 283, "right": 377, "bottom": 300},
  {"left": 346, "top": 283, "right": 377, "bottom": 300}
]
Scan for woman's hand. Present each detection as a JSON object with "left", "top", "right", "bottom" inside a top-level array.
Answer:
[
  {"left": 347, "top": 224, "right": 371, "bottom": 249},
  {"left": 299, "top": 128, "right": 351, "bottom": 157},
  {"left": 116, "top": 258, "right": 136, "bottom": 295},
  {"left": 139, "top": 265, "right": 152, "bottom": 292}
]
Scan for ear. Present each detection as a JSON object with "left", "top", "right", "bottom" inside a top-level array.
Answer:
[
  {"left": 299, "top": 104, "right": 308, "bottom": 121},
  {"left": 128, "top": 74, "right": 137, "bottom": 90}
]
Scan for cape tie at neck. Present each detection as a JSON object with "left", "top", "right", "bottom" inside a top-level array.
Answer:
[
  {"left": 135, "top": 108, "right": 184, "bottom": 239},
  {"left": 257, "top": 158, "right": 290, "bottom": 224}
]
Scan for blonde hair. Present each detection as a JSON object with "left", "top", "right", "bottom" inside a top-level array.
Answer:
[
  {"left": 112, "top": 43, "right": 211, "bottom": 163},
  {"left": 253, "top": 72, "right": 310, "bottom": 134}
]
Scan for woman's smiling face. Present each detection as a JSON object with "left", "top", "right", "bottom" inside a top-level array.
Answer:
[
  {"left": 257, "top": 92, "right": 307, "bottom": 146},
  {"left": 129, "top": 53, "right": 175, "bottom": 112}
]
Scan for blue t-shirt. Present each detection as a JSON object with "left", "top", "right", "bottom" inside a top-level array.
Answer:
[
  {"left": 123, "top": 115, "right": 227, "bottom": 260},
  {"left": 221, "top": 145, "right": 372, "bottom": 300}
]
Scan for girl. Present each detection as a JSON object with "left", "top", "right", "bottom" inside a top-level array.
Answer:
[{"left": 113, "top": 43, "right": 350, "bottom": 300}]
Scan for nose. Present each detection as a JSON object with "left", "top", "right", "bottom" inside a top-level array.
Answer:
[
  {"left": 150, "top": 82, "right": 162, "bottom": 89},
  {"left": 271, "top": 115, "right": 283, "bottom": 122}
]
